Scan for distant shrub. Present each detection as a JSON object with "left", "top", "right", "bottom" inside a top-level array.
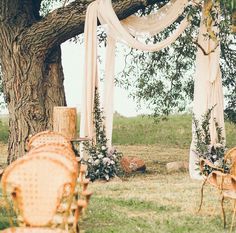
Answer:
[{"left": 0, "top": 120, "right": 8, "bottom": 143}]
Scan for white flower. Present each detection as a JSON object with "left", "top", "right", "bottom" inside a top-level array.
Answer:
[
  {"left": 110, "top": 161, "right": 115, "bottom": 165},
  {"left": 103, "top": 158, "right": 110, "bottom": 164},
  {"left": 94, "top": 159, "right": 100, "bottom": 165},
  {"left": 214, "top": 161, "right": 219, "bottom": 166},
  {"left": 212, "top": 155, "right": 217, "bottom": 159},
  {"left": 88, "top": 158, "right": 94, "bottom": 163},
  {"left": 98, "top": 154, "right": 104, "bottom": 159},
  {"left": 101, "top": 146, "right": 106, "bottom": 151}
]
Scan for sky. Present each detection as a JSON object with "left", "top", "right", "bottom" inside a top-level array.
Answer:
[{"left": 61, "top": 40, "right": 151, "bottom": 117}]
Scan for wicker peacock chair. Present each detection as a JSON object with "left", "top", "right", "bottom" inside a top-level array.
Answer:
[
  {"left": 198, "top": 147, "right": 236, "bottom": 228},
  {"left": 1, "top": 152, "right": 76, "bottom": 233}
]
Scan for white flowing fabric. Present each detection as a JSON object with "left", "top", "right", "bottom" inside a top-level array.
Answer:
[
  {"left": 80, "top": 1, "right": 99, "bottom": 141},
  {"left": 189, "top": 1, "right": 225, "bottom": 180},
  {"left": 80, "top": 0, "right": 191, "bottom": 148},
  {"left": 121, "top": 0, "right": 189, "bottom": 36}
]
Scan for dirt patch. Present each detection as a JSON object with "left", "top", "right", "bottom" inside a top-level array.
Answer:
[{"left": 116, "top": 145, "right": 189, "bottom": 174}]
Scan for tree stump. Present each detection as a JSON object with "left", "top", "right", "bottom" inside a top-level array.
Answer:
[{"left": 53, "top": 107, "right": 77, "bottom": 140}]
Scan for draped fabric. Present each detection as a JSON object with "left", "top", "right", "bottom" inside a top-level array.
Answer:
[
  {"left": 80, "top": 0, "right": 225, "bottom": 181},
  {"left": 80, "top": 1, "right": 99, "bottom": 140},
  {"left": 189, "top": 1, "right": 225, "bottom": 179},
  {"left": 80, "top": 0, "right": 191, "bottom": 147},
  {"left": 98, "top": 0, "right": 190, "bottom": 52},
  {"left": 121, "top": 0, "right": 189, "bottom": 36}
]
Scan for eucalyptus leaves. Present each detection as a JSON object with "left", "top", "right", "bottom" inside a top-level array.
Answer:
[
  {"left": 83, "top": 88, "right": 122, "bottom": 181},
  {"left": 193, "top": 107, "right": 230, "bottom": 176}
]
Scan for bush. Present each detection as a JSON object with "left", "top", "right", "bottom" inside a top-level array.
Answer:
[{"left": 0, "top": 119, "right": 8, "bottom": 143}]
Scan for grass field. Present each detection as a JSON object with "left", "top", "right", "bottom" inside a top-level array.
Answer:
[
  {"left": 0, "top": 114, "right": 235, "bottom": 147},
  {"left": 0, "top": 114, "right": 235, "bottom": 232},
  {"left": 81, "top": 174, "right": 232, "bottom": 233}
]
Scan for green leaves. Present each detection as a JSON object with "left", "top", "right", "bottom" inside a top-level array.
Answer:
[
  {"left": 193, "top": 107, "right": 227, "bottom": 176},
  {"left": 117, "top": 1, "right": 236, "bottom": 121},
  {"left": 83, "top": 88, "right": 122, "bottom": 181},
  {"left": 40, "top": 0, "right": 64, "bottom": 16}
]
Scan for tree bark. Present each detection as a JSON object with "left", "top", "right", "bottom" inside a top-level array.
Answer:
[{"left": 0, "top": 0, "right": 162, "bottom": 163}]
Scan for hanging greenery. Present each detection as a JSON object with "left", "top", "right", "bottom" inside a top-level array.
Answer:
[
  {"left": 116, "top": 0, "right": 236, "bottom": 123},
  {"left": 193, "top": 107, "right": 230, "bottom": 176},
  {"left": 82, "top": 88, "right": 122, "bottom": 181}
]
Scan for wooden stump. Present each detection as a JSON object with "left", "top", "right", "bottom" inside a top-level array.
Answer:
[{"left": 53, "top": 107, "right": 77, "bottom": 140}]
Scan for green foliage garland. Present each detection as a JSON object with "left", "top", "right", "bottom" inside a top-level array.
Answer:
[
  {"left": 193, "top": 107, "right": 230, "bottom": 176},
  {"left": 83, "top": 88, "right": 122, "bottom": 181}
]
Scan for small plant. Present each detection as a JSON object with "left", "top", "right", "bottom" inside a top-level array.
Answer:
[
  {"left": 83, "top": 88, "right": 122, "bottom": 181},
  {"left": 193, "top": 107, "right": 230, "bottom": 176}
]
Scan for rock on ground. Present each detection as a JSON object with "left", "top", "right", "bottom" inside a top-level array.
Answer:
[
  {"left": 166, "top": 161, "right": 189, "bottom": 173},
  {"left": 120, "top": 156, "right": 146, "bottom": 173}
]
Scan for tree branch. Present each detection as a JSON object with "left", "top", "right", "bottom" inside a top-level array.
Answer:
[{"left": 20, "top": 0, "right": 163, "bottom": 56}]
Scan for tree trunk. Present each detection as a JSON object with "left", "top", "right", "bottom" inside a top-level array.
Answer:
[{"left": 1, "top": 43, "right": 66, "bottom": 163}]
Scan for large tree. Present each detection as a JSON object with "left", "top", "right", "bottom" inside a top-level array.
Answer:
[
  {"left": 0, "top": 0, "right": 163, "bottom": 163},
  {"left": 0, "top": 0, "right": 235, "bottom": 163}
]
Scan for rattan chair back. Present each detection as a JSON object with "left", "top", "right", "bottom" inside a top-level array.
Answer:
[
  {"left": 27, "top": 150, "right": 78, "bottom": 178},
  {"left": 27, "top": 131, "right": 72, "bottom": 151},
  {"left": 30, "top": 143, "right": 75, "bottom": 158},
  {"left": 1, "top": 153, "right": 75, "bottom": 227}
]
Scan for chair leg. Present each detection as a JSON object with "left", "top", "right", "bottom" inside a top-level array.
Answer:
[
  {"left": 198, "top": 178, "right": 207, "bottom": 213},
  {"left": 230, "top": 200, "right": 236, "bottom": 233},
  {"left": 221, "top": 195, "right": 226, "bottom": 228}
]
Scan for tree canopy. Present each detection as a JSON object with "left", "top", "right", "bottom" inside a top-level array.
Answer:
[{"left": 116, "top": 1, "right": 236, "bottom": 122}]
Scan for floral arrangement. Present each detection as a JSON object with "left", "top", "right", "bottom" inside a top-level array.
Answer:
[
  {"left": 83, "top": 143, "right": 122, "bottom": 181},
  {"left": 82, "top": 88, "right": 122, "bottom": 181},
  {"left": 193, "top": 107, "right": 230, "bottom": 176}
]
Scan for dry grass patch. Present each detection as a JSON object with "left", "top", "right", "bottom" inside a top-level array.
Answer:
[{"left": 116, "top": 144, "right": 189, "bottom": 174}]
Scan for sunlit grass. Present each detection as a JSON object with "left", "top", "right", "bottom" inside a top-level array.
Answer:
[
  {"left": 80, "top": 173, "right": 231, "bottom": 233},
  {"left": 0, "top": 114, "right": 235, "bottom": 232},
  {"left": 112, "top": 114, "right": 235, "bottom": 148}
]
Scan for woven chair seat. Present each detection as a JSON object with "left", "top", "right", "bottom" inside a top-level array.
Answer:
[
  {"left": 1, "top": 227, "right": 68, "bottom": 233},
  {"left": 225, "top": 147, "right": 236, "bottom": 176},
  {"left": 27, "top": 131, "right": 72, "bottom": 151}
]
